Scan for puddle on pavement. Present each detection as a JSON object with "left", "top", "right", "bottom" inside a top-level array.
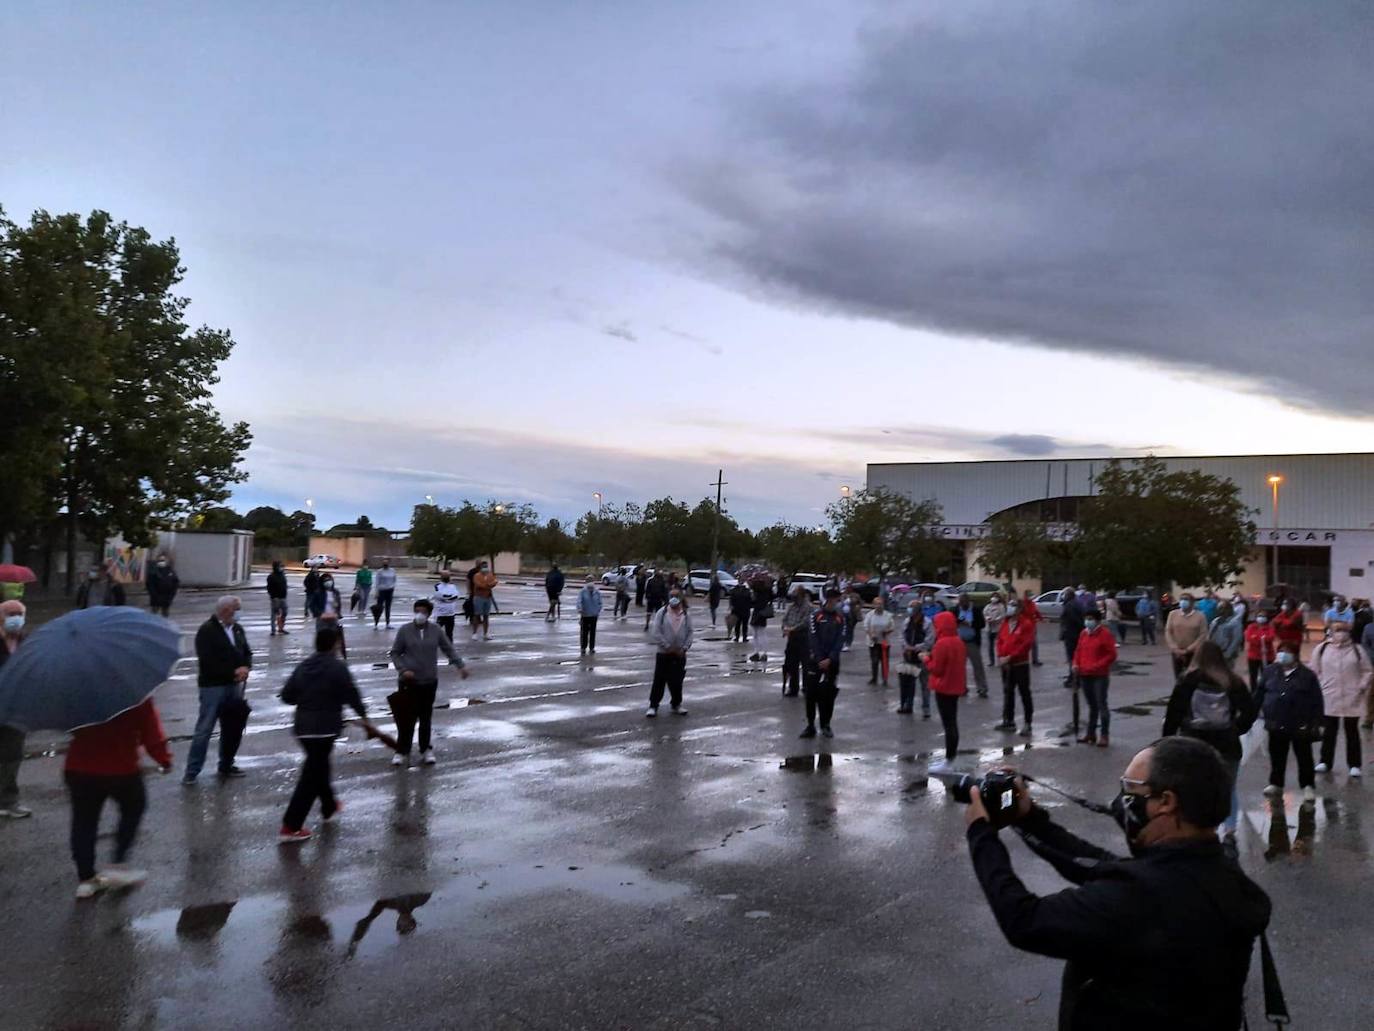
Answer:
[
  {"left": 781, "top": 754, "right": 835, "bottom": 771},
  {"left": 1248, "top": 794, "right": 1366, "bottom": 861}
]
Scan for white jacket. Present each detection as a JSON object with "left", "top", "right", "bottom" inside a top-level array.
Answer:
[{"left": 864, "top": 609, "right": 895, "bottom": 644}]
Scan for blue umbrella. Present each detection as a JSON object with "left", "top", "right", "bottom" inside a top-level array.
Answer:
[{"left": 0, "top": 607, "right": 182, "bottom": 732}]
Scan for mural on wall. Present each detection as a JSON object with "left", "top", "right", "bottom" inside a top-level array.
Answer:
[{"left": 103, "top": 540, "right": 147, "bottom": 584}]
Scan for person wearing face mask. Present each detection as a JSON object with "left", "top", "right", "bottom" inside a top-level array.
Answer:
[
  {"left": 994, "top": 598, "right": 1036, "bottom": 736},
  {"left": 0, "top": 601, "right": 32, "bottom": 818},
  {"left": 75, "top": 564, "right": 126, "bottom": 609},
  {"left": 780, "top": 585, "right": 813, "bottom": 697},
  {"left": 1164, "top": 593, "right": 1207, "bottom": 679},
  {"left": 953, "top": 593, "right": 989, "bottom": 698},
  {"left": 1323, "top": 593, "right": 1355, "bottom": 629},
  {"left": 1195, "top": 590, "right": 1219, "bottom": 625},
  {"left": 267, "top": 560, "right": 290, "bottom": 636},
  {"left": 982, "top": 592, "right": 1007, "bottom": 667},
  {"left": 1253, "top": 642, "right": 1324, "bottom": 801},
  {"left": 965, "top": 737, "right": 1271, "bottom": 1030},
  {"left": 646, "top": 589, "right": 693, "bottom": 717},
  {"left": 1243, "top": 611, "right": 1277, "bottom": 691},
  {"left": 920, "top": 611, "right": 966, "bottom": 765},
  {"left": 389, "top": 598, "right": 468, "bottom": 766},
  {"left": 576, "top": 575, "right": 602, "bottom": 655},
  {"left": 863, "top": 596, "right": 895, "bottom": 686},
  {"left": 431, "top": 571, "right": 461, "bottom": 641},
  {"left": 1134, "top": 590, "right": 1157, "bottom": 646},
  {"left": 800, "top": 588, "right": 846, "bottom": 739},
  {"left": 373, "top": 559, "right": 397, "bottom": 629},
  {"left": 145, "top": 554, "right": 180, "bottom": 617},
  {"left": 1310, "top": 622, "right": 1371, "bottom": 779},
  {"left": 896, "top": 601, "right": 929, "bottom": 716},
  {"left": 1207, "top": 602, "right": 1244, "bottom": 666},
  {"left": 186, "top": 596, "right": 253, "bottom": 783},
  {"left": 471, "top": 561, "right": 498, "bottom": 640},
  {"left": 1269, "top": 597, "right": 1304, "bottom": 656},
  {"left": 920, "top": 592, "right": 943, "bottom": 622},
  {"left": 1072, "top": 611, "right": 1118, "bottom": 746}
]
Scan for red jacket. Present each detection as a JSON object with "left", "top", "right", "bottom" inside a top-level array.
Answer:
[
  {"left": 1021, "top": 597, "right": 1041, "bottom": 624},
  {"left": 1073, "top": 627, "right": 1118, "bottom": 677},
  {"left": 926, "top": 611, "right": 967, "bottom": 697},
  {"left": 1270, "top": 609, "right": 1304, "bottom": 648},
  {"left": 1244, "top": 622, "right": 1276, "bottom": 663},
  {"left": 996, "top": 616, "right": 1036, "bottom": 665},
  {"left": 65, "top": 699, "right": 172, "bottom": 776}
]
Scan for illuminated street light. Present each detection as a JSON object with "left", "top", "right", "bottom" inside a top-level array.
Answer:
[{"left": 1267, "top": 475, "right": 1283, "bottom": 584}]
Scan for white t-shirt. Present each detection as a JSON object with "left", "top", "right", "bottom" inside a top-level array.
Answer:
[{"left": 433, "top": 581, "right": 461, "bottom": 618}]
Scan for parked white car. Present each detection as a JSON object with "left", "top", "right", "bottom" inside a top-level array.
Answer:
[
  {"left": 685, "top": 569, "right": 739, "bottom": 595},
  {"left": 788, "top": 572, "right": 831, "bottom": 600},
  {"left": 1032, "top": 589, "right": 1069, "bottom": 619},
  {"left": 303, "top": 554, "right": 341, "bottom": 569},
  {"left": 601, "top": 564, "right": 638, "bottom": 586}
]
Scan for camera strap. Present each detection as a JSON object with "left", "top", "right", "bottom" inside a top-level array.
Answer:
[{"left": 1020, "top": 774, "right": 1113, "bottom": 816}]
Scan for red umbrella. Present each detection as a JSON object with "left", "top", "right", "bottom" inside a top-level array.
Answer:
[{"left": 0, "top": 564, "right": 36, "bottom": 584}]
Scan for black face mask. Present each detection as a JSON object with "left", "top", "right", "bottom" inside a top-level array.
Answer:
[{"left": 1110, "top": 791, "right": 1154, "bottom": 853}]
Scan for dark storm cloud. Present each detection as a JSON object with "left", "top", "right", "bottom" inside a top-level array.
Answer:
[{"left": 682, "top": 1, "right": 1374, "bottom": 413}]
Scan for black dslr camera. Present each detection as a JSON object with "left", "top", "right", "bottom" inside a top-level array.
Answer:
[{"left": 935, "top": 768, "right": 1021, "bottom": 828}]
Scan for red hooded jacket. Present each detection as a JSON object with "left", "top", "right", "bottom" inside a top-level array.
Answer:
[
  {"left": 65, "top": 698, "right": 172, "bottom": 777},
  {"left": 1073, "top": 626, "right": 1118, "bottom": 677},
  {"left": 996, "top": 616, "right": 1037, "bottom": 665},
  {"left": 1244, "top": 621, "right": 1277, "bottom": 663},
  {"left": 1270, "top": 609, "right": 1304, "bottom": 649},
  {"left": 926, "top": 611, "right": 968, "bottom": 697}
]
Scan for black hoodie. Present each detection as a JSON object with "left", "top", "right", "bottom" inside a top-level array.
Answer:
[{"left": 969, "top": 807, "right": 1270, "bottom": 1030}]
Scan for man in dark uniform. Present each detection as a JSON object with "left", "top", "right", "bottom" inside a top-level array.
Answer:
[{"left": 800, "top": 588, "right": 846, "bottom": 739}]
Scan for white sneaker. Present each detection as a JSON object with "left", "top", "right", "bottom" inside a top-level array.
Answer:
[
  {"left": 1262, "top": 784, "right": 1282, "bottom": 797},
  {"left": 1302, "top": 786, "right": 1316, "bottom": 803},
  {"left": 1314, "top": 762, "right": 1329, "bottom": 773},
  {"left": 98, "top": 865, "right": 147, "bottom": 890},
  {"left": 1351, "top": 766, "right": 1363, "bottom": 778},
  {"left": 421, "top": 750, "right": 437, "bottom": 766},
  {"left": 671, "top": 705, "right": 688, "bottom": 716},
  {"left": 0, "top": 805, "right": 33, "bottom": 819},
  {"left": 645, "top": 707, "right": 658, "bottom": 718},
  {"left": 75, "top": 878, "right": 104, "bottom": 900},
  {"left": 391, "top": 753, "right": 407, "bottom": 767}
]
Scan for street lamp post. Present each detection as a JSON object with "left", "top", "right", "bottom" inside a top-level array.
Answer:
[
  {"left": 593, "top": 492, "right": 602, "bottom": 518},
  {"left": 840, "top": 484, "right": 851, "bottom": 500},
  {"left": 1267, "top": 475, "right": 1283, "bottom": 586}
]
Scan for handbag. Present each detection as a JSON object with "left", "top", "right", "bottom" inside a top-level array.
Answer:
[
  {"left": 763, "top": 603, "right": 776, "bottom": 620},
  {"left": 894, "top": 661, "right": 920, "bottom": 677}
]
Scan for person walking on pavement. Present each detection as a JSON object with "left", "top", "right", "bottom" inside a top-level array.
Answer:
[
  {"left": 982, "top": 592, "right": 1007, "bottom": 666},
  {"left": 66, "top": 696, "right": 172, "bottom": 898},
  {"left": 373, "top": 559, "right": 397, "bottom": 629},
  {"left": 1103, "top": 593, "right": 1125, "bottom": 644},
  {"left": 1072, "top": 610, "right": 1119, "bottom": 746},
  {"left": 922, "top": 610, "right": 966, "bottom": 767},
  {"left": 1244, "top": 613, "right": 1277, "bottom": 691},
  {"left": 780, "top": 584, "right": 812, "bottom": 697},
  {"left": 1254, "top": 641, "right": 1325, "bottom": 802},
  {"left": 185, "top": 596, "right": 252, "bottom": 783},
  {"left": 432, "top": 571, "right": 461, "bottom": 641},
  {"left": 75, "top": 564, "right": 125, "bottom": 609},
  {"left": 577, "top": 576, "right": 602, "bottom": 655},
  {"left": 800, "top": 588, "right": 845, "bottom": 739},
  {"left": 267, "top": 560, "right": 290, "bottom": 636},
  {"left": 727, "top": 580, "right": 752, "bottom": 642},
  {"left": 953, "top": 592, "right": 989, "bottom": 698},
  {"left": 0, "top": 601, "right": 31, "bottom": 819},
  {"left": 472, "top": 561, "right": 498, "bottom": 640},
  {"left": 750, "top": 578, "right": 774, "bottom": 656},
  {"left": 707, "top": 574, "right": 724, "bottom": 627},
  {"left": 897, "top": 600, "right": 930, "bottom": 716},
  {"left": 1311, "top": 623, "right": 1371, "bottom": 778},
  {"left": 644, "top": 570, "right": 669, "bottom": 632},
  {"left": 389, "top": 599, "right": 468, "bottom": 767},
  {"left": 1208, "top": 601, "right": 1244, "bottom": 666},
  {"left": 863, "top": 596, "right": 895, "bottom": 686},
  {"left": 1161, "top": 640, "right": 1257, "bottom": 854},
  {"left": 614, "top": 568, "right": 633, "bottom": 620},
  {"left": 544, "top": 563, "right": 565, "bottom": 622},
  {"left": 302, "top": 566, "right": 321, "bottom": 622},
  {"left": 1165, "top": 594, "right": 1208, "bottom": 679},
  {"left": 1135, "top": 590, "right": 1158, "bottom": 645},
  {"left": 146, "top": 554, "right": 180, "bottom": 617},
  {"left": 634, "top": 566, "right": 647, "bottom": 608},
  {"left": 354, "top": 563, "right": 373, "bottom": 618},
  {"left": 278, "top": 624, "right": 374, "bottom": 843},
  {"left": 994, "top": 597, "right": 1036, "bottom": 736},
  {"left": 646, "top": 588, "right": 693, "bottom": 717}
]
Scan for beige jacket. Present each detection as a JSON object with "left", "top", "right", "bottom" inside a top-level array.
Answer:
[{"left": 1165, "top": 609, "right": 1208, "bottom": 655}]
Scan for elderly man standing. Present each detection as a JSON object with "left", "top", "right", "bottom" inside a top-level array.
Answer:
[
  {"left": 184, "top": 596, "right": 253, "bottom": 783},
  {"left": 0, "top": 600, "right": 31, "bottom": 818}
]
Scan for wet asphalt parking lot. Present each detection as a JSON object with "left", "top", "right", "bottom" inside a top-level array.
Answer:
[{"left": 2, "top": 570, "right": 1370, "bottom": 1029}]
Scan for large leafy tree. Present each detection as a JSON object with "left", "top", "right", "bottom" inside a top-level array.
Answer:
[
  {"left": 1074, "top": 457, "right": 1256, "bottom": 591},
  {"left": 526, "top": 518, "right": 574, "bottom": 564},
  {"left": 409, "top": 500, "right": 537, "bottom": 566},
  {"left": 978, "top": 514, "right": 1054, "bottom": 582},
  {"left": 757, "top": 522, "right": 834, "bottom": 576},
  {"left": 0, "top": 209, "right": 250, "bottom": 587},
  {"left": 826, "top": 488, "right": 944, "bottom": 577},
  {"left": 575, "top": 502, "right": 644, "bottom": 567}
]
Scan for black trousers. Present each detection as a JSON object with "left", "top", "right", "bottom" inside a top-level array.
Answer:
[
  {"left": 649, "top": 653, "right": 686, "bottom": 709},
  {"left": 615, "top": 594, "right": 630, "bottom": 618},
  {"left": 645, "top": 601, "right": 662, "bottom": 629},
  {"left": 803, "top": 660, "right": 839, "bottom": 728},
  {"left": 1248, "top": 658, "right": 1265, "bottom": 692},
  {"left": 580, "top": 616, "right": 598, "bottom": 653},
  {"left": 936, "top": 693, "right": 960, "bottom": 761},
  {"left": 65, "top": 772, "right": 146, "bottom": 882},
  {"left": 376, "top": 588, "right": 395, "bottom": 625},
  {"left": 436, "top": 615, "right": 456, "bottom": 640},
  {"left": 1320, "top": 716, "right": 1363, "bottom": 769},
  {"left": 1002, "top": 663, "right": 1033, "bottom": 725},
  {"left": 731, "top": 610, "right": 750, "bottom": 641},
  {"left": 782, "top": 632, "right": 806, "bottom": 695},
  {"left": 709, "top": 601, "right": 719, "bottom": 626},
  {"left": 396, "top": 680, "right": 437, "bottom": 754},
  {"left": 283, "top": 738, "right": 337, "bottom": 830},
  {"left": 1269, "top": 730, "right": 1316, "bottom": 789}
]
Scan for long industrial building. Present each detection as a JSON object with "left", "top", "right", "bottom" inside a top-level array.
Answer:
[{"left": 866, "top": 453, "right": 1374, "bottom": 602}]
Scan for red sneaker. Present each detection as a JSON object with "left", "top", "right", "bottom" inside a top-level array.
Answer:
[{"left": 278, "top": 827, "right": 312, "bottom": 844}]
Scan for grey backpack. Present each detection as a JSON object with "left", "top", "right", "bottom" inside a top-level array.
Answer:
[{"left": 1187, "top": 681, "right": 1234, "bottom": 732}]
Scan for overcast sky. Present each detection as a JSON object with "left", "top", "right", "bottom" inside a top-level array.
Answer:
[{"left": 4, "top": 1, "right": 1370, "bottom": 531}]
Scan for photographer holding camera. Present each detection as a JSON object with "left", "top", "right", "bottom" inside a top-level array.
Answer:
[{"left": 963, "top": 736, "right": 1273, "bottom": 1030}]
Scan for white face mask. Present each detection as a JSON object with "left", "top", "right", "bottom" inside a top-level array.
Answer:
[
  {"left": 3, "top": 615, "right": 24, "bottom": 634},
  {"left": 1007, "top": 605, "right": 1020, "bottom": 616},
  {"left": 414, "top": 612, "right": 429, "bottom": 625}
]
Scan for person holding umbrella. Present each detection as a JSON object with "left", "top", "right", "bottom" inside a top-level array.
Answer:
[
  {"left": 0, "top": 600, "right": 31, "bottom": 818},
  {"left": 278, "top": 624, "right": 375, "bottom": 843},
  {"left": 185, "top": 596, "right": 253, "bottom": 783}
]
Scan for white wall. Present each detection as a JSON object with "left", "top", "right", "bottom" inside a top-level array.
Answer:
[{"left": 157, "top": 530, "right": 254, "bottom": 587}]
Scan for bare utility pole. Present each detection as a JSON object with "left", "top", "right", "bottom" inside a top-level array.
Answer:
[{"left": 709, "top": 469, "right": 727, "bottom": 577}]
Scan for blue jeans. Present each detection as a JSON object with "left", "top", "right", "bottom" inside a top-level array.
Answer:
[
  {"left": 185, "top": 684, "right": 242, "bottom": 779},
  {"left": 1080, "top": 675, "right": 1110, "bottom": 737}
]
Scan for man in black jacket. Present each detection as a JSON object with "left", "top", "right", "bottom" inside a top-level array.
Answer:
[
  {"left": 185, "top": 596, "right": 253, "bottom": 783},
  {"left": 727, "top": 581, "right": 753, "bottom": 642},
  {"left": 643, "top": 571, "right": 668, "bottom": 631},
  {"left": 966, "top": 736, "right": 1271, "bottom": 1030},
  {"left": 266, "top": 561, "right": 289, "bottom": 636},
  {"left": 146, "top": 555, "right": 180, "bottom": 617}
]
